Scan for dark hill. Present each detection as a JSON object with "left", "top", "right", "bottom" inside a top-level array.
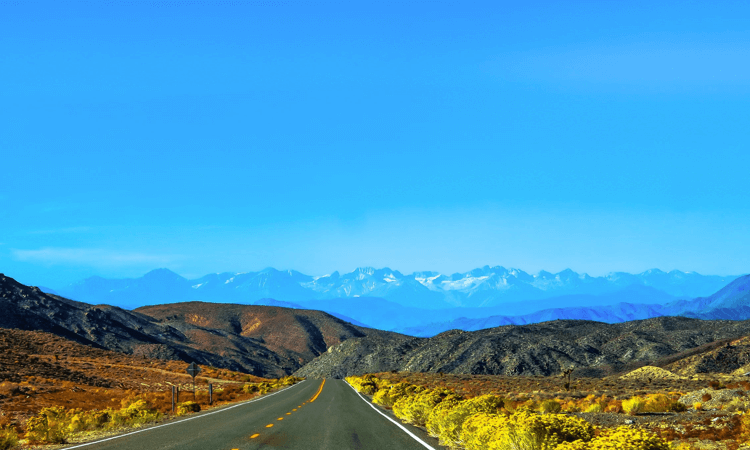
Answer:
[
  {"left": 134, "top": 302, "right": 384, "bottom": 375},
  {"left": 295, "top": 316, "right": 750, "bottom": 378},
  {"left": 0, "top": 273, "right": 393, "bottom": 377}
]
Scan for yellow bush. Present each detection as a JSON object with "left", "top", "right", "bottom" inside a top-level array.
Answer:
[
  {"left": 24, "top": 406, "right": 71, "bottom": 444},
  {"left": 622, "top": 396, "right": 647, "bottom": 415},
  {"left": 372, "top": 382, "right": 423, "bottom": 408},
  {"left": 585, "top": 404, "right": 602, "bottom": 413},
  {"left": 693, "top": 402, "right": 702, "bottom": 411},
  {"left": 175, "top": 401, "right": 201, "bottom": 416},
  {"left": 461, "top": 413, "right": 512, "bottom": 450},
  {"left": 279, "top": 376, "right": 302, "bottom": 386},
  {"left": 111, "top": 398, "right": 161, "bottom": 427},
  {"left": 556, "top": 426, "right": 669, "bottom": 450},
  {"left": 0, "top": 427, "right": 18, "bottom": 450},
  {"left": 346, "top": 375, "right": 381, "bottom": 395},
  {"left": 426, "top": 395, "right": 464, "bottom": 438},
  {"left": 461, "top": 410, "right": 594, "bottom": 450},
  {"left": 644, "top": 394, "right": 672, "bottom": 413},
  {"left": 393, "top": 389, "right": 452, "bottom": 426},
  {"left": 539, "top": 400, "right": 562, "bottom": 414},
  {"left": 426, "top": 394, "right": 504, "bottom": 445}
]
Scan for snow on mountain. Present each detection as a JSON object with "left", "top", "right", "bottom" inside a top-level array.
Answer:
[{"left": 58, "top": 266, "right": 739, "bottom": 312}]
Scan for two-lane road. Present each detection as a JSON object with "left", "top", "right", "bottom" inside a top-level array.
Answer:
[{"left": 67, "top": 379, "right": 444, "bottom": 450}]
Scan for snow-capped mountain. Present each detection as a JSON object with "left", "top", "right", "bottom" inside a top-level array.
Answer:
[{"left": 59, "top": 266, "right": 737, "bottom": 311}]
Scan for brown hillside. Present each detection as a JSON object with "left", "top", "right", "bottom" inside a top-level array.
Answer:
[
  {"left": 0, "top": 327, "right": 268, "bottom": 422},
  {"left": 135, "top": 302, "right": 376, "bottom": 374},
  {"left": 1, "top": 273, "right": 395, "bottom": 377}
]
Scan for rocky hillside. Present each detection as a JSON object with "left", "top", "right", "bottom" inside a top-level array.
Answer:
[
  {"left": 0, "top": 273, "right": 391, "bottom": 377},
  {"left": 295, "top": 316, "right": 750, "bottom": 378}
]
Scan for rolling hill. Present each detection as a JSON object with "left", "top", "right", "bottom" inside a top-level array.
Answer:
[{"left": 0, "top": 273, "right": 395, "bottom": 377}]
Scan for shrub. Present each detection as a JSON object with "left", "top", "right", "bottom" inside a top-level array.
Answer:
[
  {"left": 585, "top": 404, "right": 602, "bottom": 413},
  {"left": 693, "top": 402, "right": 702, "bottom": 411},
  {"left": 556, "top": 426, "right": 669, "bottom": 450},
  {"left": 461, "top": 413, "right": 512, "bottom": 450},
  {"left": 25, "top": 406, "right": 70, "bottom": 444},
  {"left": 426, "top": 394, "right": 504, "bottom": 445},
  {"left": 539, "top": 400, "right": 562, "bottom": 414},
  {"left": 393, "top": 389, "right": 452, "bottom": 426},
  {"left": 0, "top": 427, "right": 18, "bottom": 450},
  {"left": 622, "top": 396, "right": 647, "bottom": 415},
  {"left": 668, "top": 401, "right": 687, "bottom": 412},
  {"left": 347, "top": 375, "right": 381, "bottom": 395},
  {"left": 111, "top": 398, "right": 161, "bottom": 427},
  {"left": 426, "top": 395, "right": 463, "bottom": 438},
  {"left": 373, "top": 382, "right": 423, "bottom": 408},
  {"left": 461, "top": 410, "right": 594, "bottom": 450},
  {"left": 643, "top": 394, "right": 673, "bottom": 413},
  {"left": 175, "top": 401, "right": 201, "bottom": 416}
]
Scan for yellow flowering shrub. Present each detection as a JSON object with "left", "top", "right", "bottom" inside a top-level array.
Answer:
[
  {"left": 426, "top": 395, "right": 464, "bottom": 437},
  {"left": 462, "top": 413, "right": 511, "bottom": 450},
  {"left": 426, "top": 394, "right": 504, "bottom": 445},
  {"left": 622, "top": 397, "right": 647, "bottom": 415},
  {"left": 556, "top": 426, "right": 669, "bottom": 450},
  {"left": 585, "top": 404, "right": 602, "bottom": 413},
  {"left": 24, "top": 406, "right": 71, "bottom": 444},
  {"left": 346, "top": 375, "right": 381, "bottom": 395},
  {"left": 461, "top": 410, "right": 593, "bottom": 450},
  {"left": 372, "top": 382, "right": 424, "bottom": 407},
  {"left": 110, "top": 398, "right": 162, "bottom": 427},
  {"left": 393, "top": 389, "right": 452, "bottom": 426},
  {"left": 175, "top": 401, "right": 201, "bottom": 416},
  {"left": 0, "top": 427, "right": 18, "bottom": 450},
  {"left": 540, "top": 400, "right": 562, "bottom": 414}
]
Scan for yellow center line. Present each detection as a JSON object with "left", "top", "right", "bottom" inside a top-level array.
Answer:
[
  {"left": 277, "top": 417, "right": 283, "bottom": 420},
  {"left": 286, "top": 412, "right": 291, "bottom": 415},
  {"left": 293, "top": 408, "right": 297, "bottom": 411},
  {"left": 250, "top": 434, "right": 260, "bottom": 439},
  {"left": 309, "top": 379, "right": 326, "bottom": 403},
  {"left": 265, "top": 424, "right": 274, "bottom": 428}
]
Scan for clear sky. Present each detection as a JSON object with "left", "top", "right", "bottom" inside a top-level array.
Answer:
[{"left": 2, "top": 0, "right": 749, "bottom": 288}]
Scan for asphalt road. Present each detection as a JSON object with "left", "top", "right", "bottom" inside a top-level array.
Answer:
[{"left": 66, "top": 379, "right": 445, "bottom": 450}]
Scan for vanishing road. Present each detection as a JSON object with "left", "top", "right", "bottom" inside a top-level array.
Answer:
[{"left": 65, "top": 379, "right": 445, "bottom": 450}]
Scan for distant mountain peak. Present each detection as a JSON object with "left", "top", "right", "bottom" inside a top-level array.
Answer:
[{"left": 143, "top": 268, "right": 184, "bottom": 280}]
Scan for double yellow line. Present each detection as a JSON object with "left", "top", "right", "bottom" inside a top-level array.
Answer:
[
  {"left": 309, "top": 379, "right": 325, "bottom": 402},
  {"left": 241, "top": 379, "right": 326, "bottom": 446}
]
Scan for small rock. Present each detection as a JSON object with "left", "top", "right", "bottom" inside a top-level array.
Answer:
[{"left": 625, "top": 419, "right": 634, "bottom": 424}]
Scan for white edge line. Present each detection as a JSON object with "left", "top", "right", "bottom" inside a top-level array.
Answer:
[
  {"left": 345, "top": 380, "right": 437, "bottom": 450},
  {"left": 63, "top": 380, "right": 308, "bottom": 449}
]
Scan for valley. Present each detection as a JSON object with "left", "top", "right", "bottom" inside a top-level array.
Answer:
[{"left": 3, "top": 271, "right": 750, "bottom": 449}]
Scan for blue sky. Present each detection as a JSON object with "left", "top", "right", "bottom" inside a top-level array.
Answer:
[{"left": 1, "top": 0, "right": 749, "bottom": 287}]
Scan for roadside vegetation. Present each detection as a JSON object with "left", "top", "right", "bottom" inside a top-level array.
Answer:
[
  {"left": 347, "top": 372, "right": 750, "bottom": 450},
  {"left": 0, "top": 376, "right": 302, "bottom": 448}
]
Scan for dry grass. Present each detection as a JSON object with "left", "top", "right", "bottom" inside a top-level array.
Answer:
[{"left": 0, "top": 328, "right": 278, "bottom": 437}]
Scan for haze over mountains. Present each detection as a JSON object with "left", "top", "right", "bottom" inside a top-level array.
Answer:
[
  {"left": 5, "top": 271, "right": 750, "bottom": 379},
  {"left": 0, "top": 273, "right": 387, "bottom": 377},
  {"left": 54, "top": 266, "right": 738, "bottom": 335}
]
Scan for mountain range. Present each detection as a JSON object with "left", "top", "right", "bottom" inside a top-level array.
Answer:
[
  {"left": 401, "top": 274, "right": 750, "bottom": 336},
  {"left": 295, "top": 316, "right": 750, "bottom": 379},
  {"left": 53, "top": 267, "right": 739, "bottom": 334},
  {"left": 0, "top": 272, "right": 391, "bottom": 377},
  {"left": 6, "top": 271, "right": 750, "bottom": 379}
]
